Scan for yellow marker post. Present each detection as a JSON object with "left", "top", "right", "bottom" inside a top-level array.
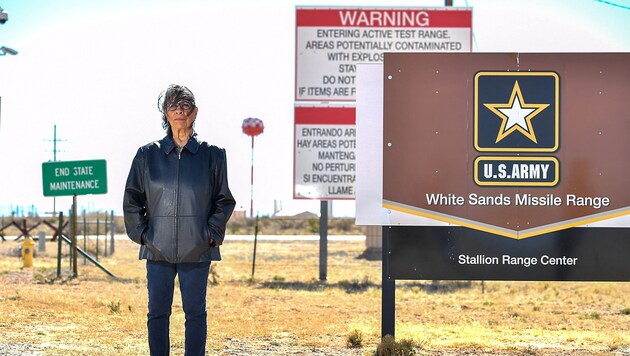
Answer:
[{"left": 21, "top": 236, "right": 35, "bottom": 268}]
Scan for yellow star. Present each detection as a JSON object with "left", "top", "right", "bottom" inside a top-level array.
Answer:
[{"left": 483, "top": 80, "right": 549, "bottom": 144}]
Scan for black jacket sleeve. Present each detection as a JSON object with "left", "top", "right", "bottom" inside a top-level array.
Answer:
[
  {"left": 207, "top": 148, "right": 236, "bottom": 246},
  {"left": 123, "top": 148, "right": 148, "bottom": 245}
]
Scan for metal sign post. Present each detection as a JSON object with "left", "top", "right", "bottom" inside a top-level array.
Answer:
[
  {"left": 381, "top": 226, "right": 395, "bottom": 338},
  {"left": 71, "top": 195, "right": 77, "bottom": 277},
  {"left": 319, "top": 201, "right": 328, "bottom": 281},
  {"left": 56, "top": 212, "right": 63, "bottom": 277}
]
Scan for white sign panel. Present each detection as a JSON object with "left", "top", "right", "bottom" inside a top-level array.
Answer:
[
  {"left": 295, "top": 7, "right": 472, "bottom": 102},
  {"left": 294, "top": 106, "right": 356, "bottom": 199}
]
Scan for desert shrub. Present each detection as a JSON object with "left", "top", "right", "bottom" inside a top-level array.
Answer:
[
  {"left": 307, "top": 219, "right": 319, "bottom": 233},
  {"left": 376, "top": 335, "right": 415, "bottom": 355},
  {"left": 346, "top": 329, "right": 363, "bottom": 348},
  {"left": 339, "top": 276, "right": 373, "bottom": 293},
  {"left": 584, "top": 312, "right": 601, "bottom": 320},
  {"left": 333, "top": 218, "right": 354, "bottom": 232},
  {"left": 107, "top": 300, "right": 121, "bottom": 314},
  {"left": 209, "top": 264, "right": 220, "bottom": 285},
  {"left": 621, "top": 308, "right": 630, "bottom": 315}
]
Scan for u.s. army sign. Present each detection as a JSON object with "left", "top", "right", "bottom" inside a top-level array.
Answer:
[
  {"left": 383, "top": 53, "right": 630, "bottom": 240},
  {"left": 379, "top": 53, "right": 630, "bottom": 281}
]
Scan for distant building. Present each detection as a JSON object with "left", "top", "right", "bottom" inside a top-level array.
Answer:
[{"left": 231, "top": 210, "right": 246, "bottom": 219}]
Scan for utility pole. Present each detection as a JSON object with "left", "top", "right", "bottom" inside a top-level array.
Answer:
[{"left": 44, "top": 124, "right": 67, "bottom": 215}]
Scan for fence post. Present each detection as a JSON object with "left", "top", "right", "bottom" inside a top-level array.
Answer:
[
  {"left": 104, "top": 212, "right": 108, "bottom": 257},
  {"left": 68, "top": 208, "right": 73, "bottom": 273},
  {"left": 96, "top": 214, "right": 100, "bottom": 261},
  {"left": 57, "top": 212, "right": 63, "bottom": 278},
  {"left": 38, "top": 231, "right": 46, "bottom": 252},
  {"left": 109, "top": 211, "right": 115, "bottom": 255},
  {"left": 83, "top": 210, "right": 87, "bottom": 265}
]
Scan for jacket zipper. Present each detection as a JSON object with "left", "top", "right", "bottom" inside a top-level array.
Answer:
[{"left": 175, "top": 148, "right": 181, "bottom": 262}]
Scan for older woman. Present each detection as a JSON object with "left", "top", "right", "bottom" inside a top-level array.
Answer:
[{"left": 123, "top": 84, "right": 235, "bottom": 355}]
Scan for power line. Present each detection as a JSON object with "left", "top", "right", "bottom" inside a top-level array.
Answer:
[
  {"left": 594, "top": 0, "right": 630, "bottom": 11},
  {"left": 464, "top": 0, "right": 479, "bottom": 52}
]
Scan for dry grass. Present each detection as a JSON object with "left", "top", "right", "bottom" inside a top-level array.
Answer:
[{"left": 1, "top": 237, "right": 629, "bottom": 355}]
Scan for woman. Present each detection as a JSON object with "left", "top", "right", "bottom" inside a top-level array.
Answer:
[{"left": 123, "top": 84, "right": 235, "bottom": 355}]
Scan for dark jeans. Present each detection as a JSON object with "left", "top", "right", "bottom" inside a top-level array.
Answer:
[{"left": 146, "top": 260, "right": 211, "bottom": 356}]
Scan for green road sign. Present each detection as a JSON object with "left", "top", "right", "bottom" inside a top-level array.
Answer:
[{"left": 42, "top": 159, "right": 107, "bottom": 197}]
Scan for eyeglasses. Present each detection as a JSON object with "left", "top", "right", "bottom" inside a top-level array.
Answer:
[{"left": 167, "top": 100, "right": 193, "bottom": 112}]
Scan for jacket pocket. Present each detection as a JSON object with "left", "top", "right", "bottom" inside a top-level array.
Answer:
[
  {"left": 177, "top": 216, "right": 211, "bottom": 261},
  {"left": 142, "top": 217, "right": 174, "bottom": 262}
]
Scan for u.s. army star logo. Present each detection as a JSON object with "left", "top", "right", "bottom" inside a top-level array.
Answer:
[
  {"left": 483, "top": 80, "right": 549, "bottom": 144},
  {"left": 473, "top": 71, "right": 560, "bottom": 187},
  {"left": 474, "top": 72, "right": 559, "bottom": 152}
]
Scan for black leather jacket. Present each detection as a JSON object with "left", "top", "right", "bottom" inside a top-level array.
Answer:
[{"left": 123, "top": 133, "right": 235, "bottom": 263}]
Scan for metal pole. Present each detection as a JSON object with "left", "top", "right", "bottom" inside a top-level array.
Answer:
[
  {"left": 83, "top": 210, "right": 87, "bottom": 265},
  {"left": 382, "top": 226, "right": 395, "bottom": 338},
  {"left": 104, "top": 212, "right": 108, "bottom": 257},
  {"left": 58, "top": 233, "right": 117, "bottom": 279},
  {"left": 109, "top": 210, "right": 115, "bottom": 255},
  {"left": 319, "top": 201, "right": 328, "bottom": 281},
  {"left": 53, "top": 125, "right": 57, "bottom": 216},
  {"left": 250, "top": 135, "right": 255, "bottom": 218},
  {"left": 53, "top": 125, "right": 57, "bottom": 162},
  {"left": 251, "top": 214, "right": 259, "bottom": 279},
  {"left": 96, "top": 214, "right": 100, "bottom": 261},
  {"left": 57, "top": 212, "right": 63, "bottom": 277},
  {"left": 72, "top": 195, "right": 78, "bottom": 278},
  {"left": 68, "top": 209, "right": 72, "bottom": 272}
]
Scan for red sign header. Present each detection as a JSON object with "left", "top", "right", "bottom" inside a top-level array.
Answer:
[
  {"left": 296, "top": 8, "right": 472, "bottom": 28},
  {"left": 294, "top": 106, "right": 356, "bottom": 125}
]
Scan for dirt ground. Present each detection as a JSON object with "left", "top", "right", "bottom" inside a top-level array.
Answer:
[{"left": 0, "top": 236, "right": 629, "bottom": 355}]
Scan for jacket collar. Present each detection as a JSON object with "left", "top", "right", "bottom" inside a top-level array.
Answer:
[{"left": 160, "top": 132, "right": 201, "bottom": 155}]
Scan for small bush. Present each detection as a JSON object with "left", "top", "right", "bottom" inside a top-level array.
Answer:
[
  {"left": 107, "top": 300, "right": 121, "bottom": 314},
  {"left": 346, "top": 329, "right": 363, "bottom": 348},
  {"left": 339, "top": 276, "right": 372, "bottom": 292},
  {"left": 376, "top": 335, "right": 415, "bottom": 355},
  {"left": 585, "top": 312, "right": 600, "bottom": 320},
  {"left": 621, "top": 308, "right": 630, "bottom": 315},
  {"left": 307, "top": 219, "right": 319, "bottom": 233},
  {"left": 209, "top": 264, "right": 220, "bottom": 285}
]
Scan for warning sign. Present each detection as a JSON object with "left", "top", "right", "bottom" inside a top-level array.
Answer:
[
  {"left": 294, "top": 106, "right": 356, "bottom": 199},
  {"left": 295, "top": 7, "right": 472, "bottom": 101}
]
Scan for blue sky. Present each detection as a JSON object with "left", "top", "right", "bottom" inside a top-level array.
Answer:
[{"left": 0, "top": 0, "right": 629, "bottom": 218}]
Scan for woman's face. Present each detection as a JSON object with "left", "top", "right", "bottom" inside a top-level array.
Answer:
[{"left": 166, "top": 100, "right": 197, "bottom": 131}]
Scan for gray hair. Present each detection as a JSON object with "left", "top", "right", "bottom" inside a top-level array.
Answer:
[{"left": 157, "top": 84, "right": 196, "bottom": 132}]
